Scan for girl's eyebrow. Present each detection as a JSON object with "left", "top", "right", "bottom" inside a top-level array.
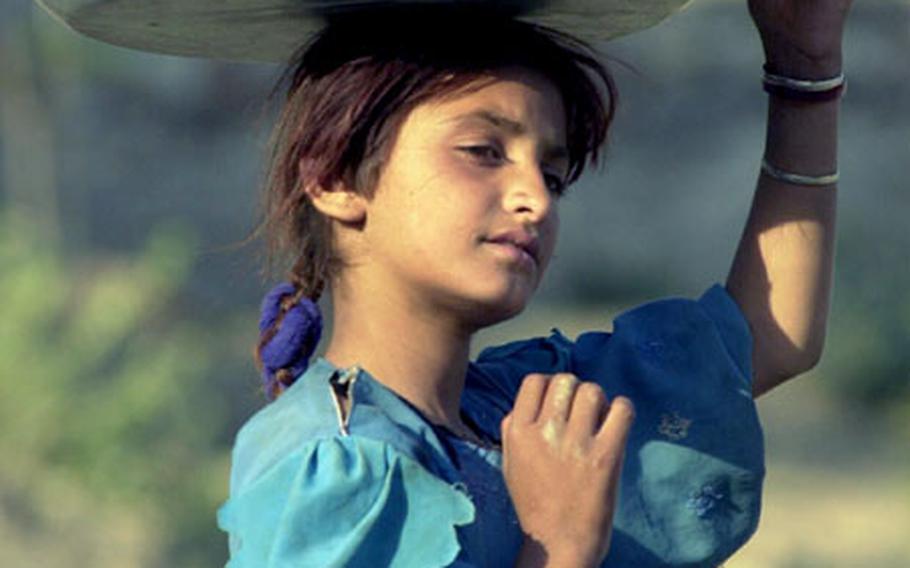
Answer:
[{"left": 446, "top": 109, "right": 569, "bottom": 165}]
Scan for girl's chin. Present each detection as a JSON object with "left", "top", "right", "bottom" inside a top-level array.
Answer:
[{"left": 474, "top": 288, "right": 533, "bottom": 321}]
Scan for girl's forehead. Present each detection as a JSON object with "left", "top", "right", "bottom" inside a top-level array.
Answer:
[{"left": 421, "top": 69, "right": 567, "bottom": 133}]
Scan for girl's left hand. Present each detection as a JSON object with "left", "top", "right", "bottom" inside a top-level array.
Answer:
[{"left": 747, "top": 0, "right": 854, "bottom": 77}]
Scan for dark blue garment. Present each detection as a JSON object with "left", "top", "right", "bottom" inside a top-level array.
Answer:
[{"left": 217, "top": 283, "right": 764, "bottom": 567}]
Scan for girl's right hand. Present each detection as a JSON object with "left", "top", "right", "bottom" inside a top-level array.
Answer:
[{"left": 501, "top": 373, "right": 635, "bottom": 567}]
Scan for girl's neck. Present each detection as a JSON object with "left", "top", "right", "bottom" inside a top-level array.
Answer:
[
  {"left": 325, "top": 342, "right": 471, "bottom": 429},
  {"left": 324, "top": 285, "right": 478, "bottom": 432}
]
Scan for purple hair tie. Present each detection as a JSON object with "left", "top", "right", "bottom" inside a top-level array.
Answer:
[{"left": 258, "top": 282, "right": 323, "bottom": 398}]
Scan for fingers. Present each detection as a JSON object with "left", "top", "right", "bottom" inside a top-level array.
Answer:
[
  {"left": 602, "top": 396, "right": 635, "bottom": 435},
  {"left": 538, "top": 373, "right": 579, "bottom": 423},
  {"left": 508, "top": 373, "right": 550, "bottom": 426},
  {"left": 504, "top": 373, "right": 635, "bottom": 460},
  {"left": 594, "top": 396, "right": 635, "bottom": 465},
  {"left": 566, "top": 381, "right": 609, "bottom": 437}
]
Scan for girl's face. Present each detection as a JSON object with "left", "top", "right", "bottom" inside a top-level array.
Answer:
[{"left": 358, "top": 66, "right": 567, "bottom": 327}]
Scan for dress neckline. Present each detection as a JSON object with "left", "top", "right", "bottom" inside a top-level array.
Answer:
[
  {"left": 320, "top": 357, "right": 503, "bottom": 452},
  {"left": 434, "top": 410, "right": 502, "bottom": 452}
]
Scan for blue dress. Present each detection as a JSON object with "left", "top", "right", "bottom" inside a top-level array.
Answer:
[{"left": 216, "top": 283, "right": 764, "bottom": 567}]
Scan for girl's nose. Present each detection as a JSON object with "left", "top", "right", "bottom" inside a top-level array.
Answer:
[{"left": 502, "top": 167, "right": 555, "bottom": 224}]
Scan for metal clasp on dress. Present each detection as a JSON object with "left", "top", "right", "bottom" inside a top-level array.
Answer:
[{"left": 328, "top": 364, "right": 361, "bottom": 436}]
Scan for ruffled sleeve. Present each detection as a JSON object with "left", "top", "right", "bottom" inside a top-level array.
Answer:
[
  {"left": 468, "top": 283, "right": 764, "bottom": 567},
  {"left": 587, "top": 283, "right": 764, "bottom": 567},
  {"left": 468, "top": 283, "right": 754, "bottom": 424},
  {"left": 217, "top": 435, "right": 475, "bottom": 568}
]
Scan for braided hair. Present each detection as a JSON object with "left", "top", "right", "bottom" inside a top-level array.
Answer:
[
  {"left": 251, "top": 5, "right": 621, "bottom": 401},
  {"left": 256, "top": 279, "right": 324, "bottom": 400}
]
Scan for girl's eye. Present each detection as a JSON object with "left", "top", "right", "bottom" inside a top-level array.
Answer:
[
  {"left": 545, "top": 175, "right": 568, "bottom": 196},
  {"left": 460, "top": 145, "right": 502, "bottom": 161},
  {"left": 459, "top": 145, "right": 567, "bottom": 196}
]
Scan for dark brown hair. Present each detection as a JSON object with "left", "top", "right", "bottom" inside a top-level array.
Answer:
[{"left": 251, "top": 4, "right": 621, "bottom": 400}]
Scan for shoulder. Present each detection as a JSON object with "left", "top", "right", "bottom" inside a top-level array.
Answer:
[
  {"left": 562, "top": 283, "right": 754, "bottom": 402},
  {"left": 227, "top": 358, "right": 462, "bottom": 497},
  {"left": 225, "top": 360, "right": 342, "bottom": 496},
  {"left": 218, "top": 433, "right": 475, "bottom": 568},
  {"left": 607, "top": 283, "right": 752, "bottom": 381},
  {"left": 462, "top": 284, "right": 755, "bottom": 444},
  {"left": 466, "top": 283, "right": 753, "bottom": 402},
  {"left": 218, "top": 360, "right": 480, "bottom": 566}
]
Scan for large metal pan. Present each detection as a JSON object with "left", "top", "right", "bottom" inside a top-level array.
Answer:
[{"left": 34, "top": 0, "right": 694, "bottom": 63}]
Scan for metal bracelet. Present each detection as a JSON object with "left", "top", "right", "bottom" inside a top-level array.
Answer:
[
  {"left": 761, "top": 158, "right": 839, "bottom": 186},
  {"left": 762, "top": 69, "right": 845, "bottom": 92}
]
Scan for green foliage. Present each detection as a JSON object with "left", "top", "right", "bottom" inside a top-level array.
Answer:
[
  {"left": 0, "top": 210, "right": 231, "bottom": 567},
  {"left": 817, "top": 266, "right": 910, "bottom": 410}
]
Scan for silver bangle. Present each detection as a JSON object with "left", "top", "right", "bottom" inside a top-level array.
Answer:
[
  {"left": 763, "top": 70, "right": 845, "bottom": 92},
  {"left": 761, "top": 158, "right": 839, "bottom": 186}
]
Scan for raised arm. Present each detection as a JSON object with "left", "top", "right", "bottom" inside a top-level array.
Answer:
[{"left": 726, "top": 0, "right": 854, "bottom": 397}]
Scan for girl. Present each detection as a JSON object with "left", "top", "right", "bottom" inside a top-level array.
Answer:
[
  {"left": 35, "top": 0, "right": 853, "bottom": 566},
  {"left": 214, "top": 1, "right": 851, "bottom": 565}
]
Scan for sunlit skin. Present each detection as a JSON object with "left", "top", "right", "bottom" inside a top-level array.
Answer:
[
  {"left": 728, "top": 0, "right": 851, "bottom": 396},
  {"left": 305, "top": 66, "right": 569, "bottom": 436},
  {"left": 541, "top": 374, "right": 574, "bottom": 451}
]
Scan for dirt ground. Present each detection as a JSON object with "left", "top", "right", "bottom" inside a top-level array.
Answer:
[{"left": 731, "top": 374, "right": 909, "bottom": 567}]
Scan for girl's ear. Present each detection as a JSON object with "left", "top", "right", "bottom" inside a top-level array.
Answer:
[{"left": 304, "top": 181, "right": 367, "bottom": 224}]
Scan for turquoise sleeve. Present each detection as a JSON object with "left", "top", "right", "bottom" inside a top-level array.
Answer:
[{"left": 217, "top": 435, "right": 476, "bottom": 567}]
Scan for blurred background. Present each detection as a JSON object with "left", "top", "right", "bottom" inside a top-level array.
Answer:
[{"left": 1, "top": 0, "right": 907, "bottom": 566}]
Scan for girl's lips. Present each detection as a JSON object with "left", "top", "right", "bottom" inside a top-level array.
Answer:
[
  {"left": 484, "top": 229, "right": 540, "bottom": 263},
  {"left": 485, "top": 240, "right": 537, "bottom": 269}
]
